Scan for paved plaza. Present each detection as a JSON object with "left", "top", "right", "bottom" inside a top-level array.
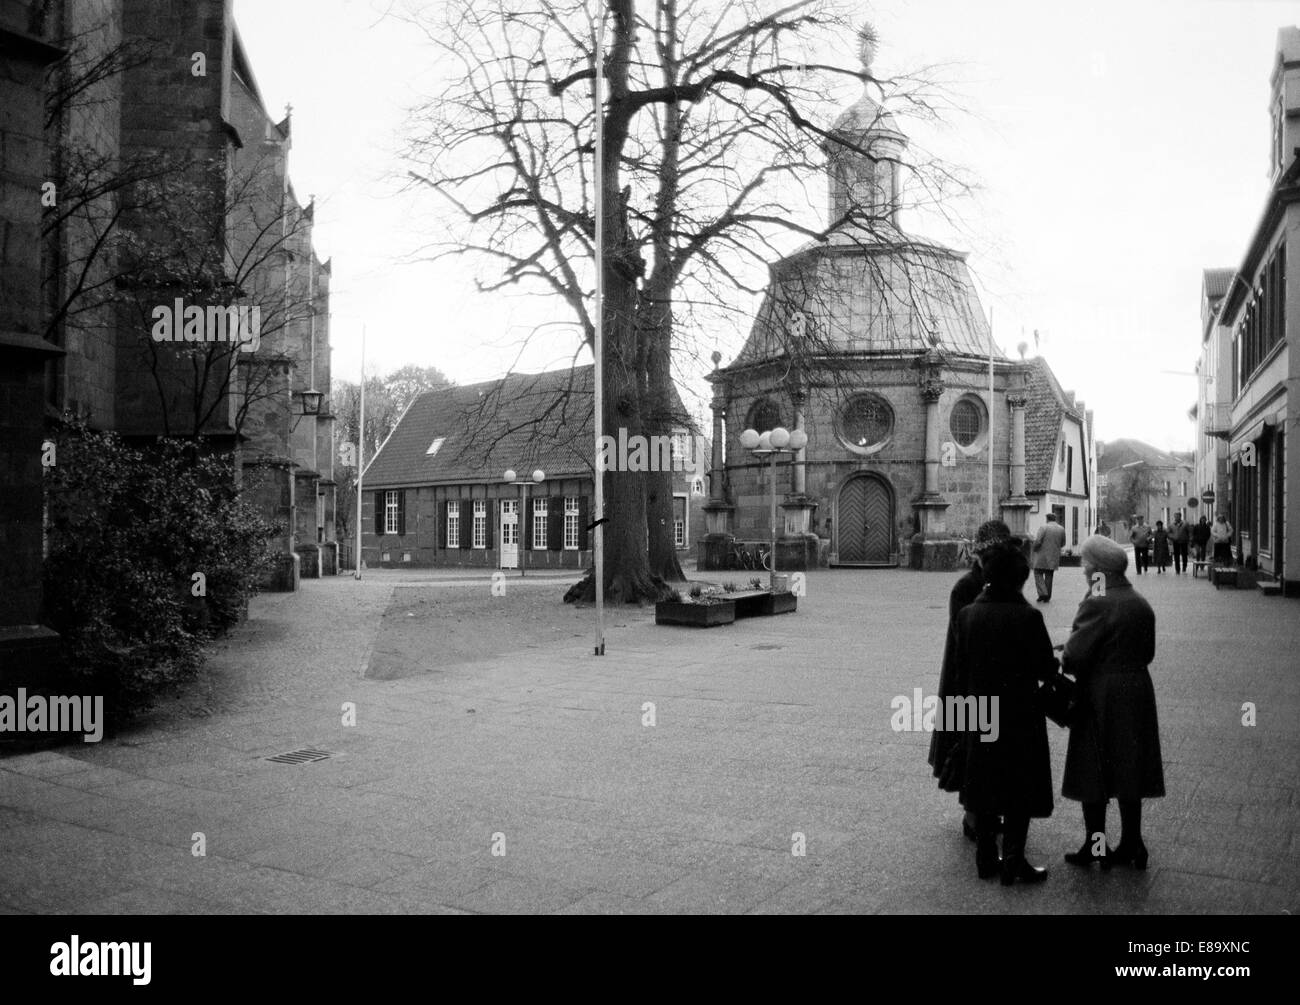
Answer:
[{"left": 1, "top": 564, "right": 1297, "bottom": 914}]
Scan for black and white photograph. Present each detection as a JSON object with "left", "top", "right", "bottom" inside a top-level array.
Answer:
[{"left": 0, "top": 0, "right": 1294, "bottom": 966}]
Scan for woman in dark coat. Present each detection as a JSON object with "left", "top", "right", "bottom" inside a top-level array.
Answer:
[
  {"left": 952, "top": 538, "right": 1057, "bottom": 884},
  {"left": 1061, "top": 534, "right": 1165, "bottom": 870},
  {"left": 1151, "top": 520, "right": 1171, "bottom": 574},
  {"left": 928, "top": 520, "right": 1011, "bottom": 841}
]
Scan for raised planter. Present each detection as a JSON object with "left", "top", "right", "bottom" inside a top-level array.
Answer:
[
  {"left": 654, "top": 599, "right": 736, "bottom": 627},
  {"left": 732, "top": 589, "right": 798, "bottom": 618}
]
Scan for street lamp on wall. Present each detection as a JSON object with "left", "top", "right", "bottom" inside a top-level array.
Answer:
[
  {"left": 739, "top": 425, "right": 808, "bottom": 589},
  {"left": 503, "top": 467, "right": 545, "bottom": 576},
  {"left": 291, "top": 387, "right": 325, "bottom": 431}
]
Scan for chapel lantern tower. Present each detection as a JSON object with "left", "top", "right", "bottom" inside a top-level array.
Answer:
[{"left": 824, "top": 26, "right": 909, "bottom": 235}]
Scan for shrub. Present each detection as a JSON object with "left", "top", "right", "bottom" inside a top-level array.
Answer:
[
  {"left": 688, "top": 584, "right": 703, "bottom": 598},
  {"left": 749, "top": 577, "right": 763, "bottom": 590},
  {"left": 43, "top": 420, "right": 282, "bottom": 716},
  {"left": 722, "top": 581, "right": 738, "bottom": 593}
]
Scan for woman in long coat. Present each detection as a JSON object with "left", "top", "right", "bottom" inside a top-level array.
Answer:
[
  {"left": 928, "top": 520, "right": 1011, "bottom": 841},
  {"left": 952, "top": 539, "right": 1057, "bottom": 884},
  {"left": 1151, "top": 520, "right": 1171, "bottom": 574},
  {"left": 1061, "top": 534, "right": 1165, "bottom": 870}
]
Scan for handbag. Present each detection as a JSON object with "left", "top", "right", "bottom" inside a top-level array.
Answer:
[{"left": 1038, "top": 659, "right": 1077, "bottom": 728}]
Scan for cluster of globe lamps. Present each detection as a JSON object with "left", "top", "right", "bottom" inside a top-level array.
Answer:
[{"left": 738, "top": 426, "right": 809, "bottom": 587}]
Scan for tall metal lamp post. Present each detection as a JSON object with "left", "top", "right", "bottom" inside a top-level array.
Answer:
[
  {"left": 503, "top": 468, "right": 545, "bottom": 576},
  {"left": 739, "top": 426, "right": 808, "bottom": 589}
]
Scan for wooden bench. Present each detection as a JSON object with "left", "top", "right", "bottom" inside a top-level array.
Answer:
[{"left": 1191, "top": 560, "right": 1210, "bottom": 579}]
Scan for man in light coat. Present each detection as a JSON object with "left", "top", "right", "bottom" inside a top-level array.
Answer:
[{"left": 1031, "top": 513, "right": 1067, "bottom": 602}]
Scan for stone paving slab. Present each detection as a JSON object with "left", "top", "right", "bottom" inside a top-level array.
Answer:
[{"left": 1, "top": 566, "right": 1297, "bottom": 913}]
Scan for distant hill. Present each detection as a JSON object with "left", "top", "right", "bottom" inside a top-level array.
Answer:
[{"left": 1098, "top": 438, "right": 1193, "bottom": 471}]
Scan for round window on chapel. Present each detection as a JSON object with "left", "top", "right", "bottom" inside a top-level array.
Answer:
[
  {"left": 950, "top": 398, "right": 984, "bottom": 447},
  {"left": 838, "top": 394, "right": 894, "bottom": 453},
  {"left": 746, "top": 398, "right": 782, "bottom": 433}
]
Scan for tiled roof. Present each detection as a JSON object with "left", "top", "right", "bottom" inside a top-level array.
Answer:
[
  {"left": 1202, "top": 268, "right": 1234, "bottom": 301},
  {"left": 1024, "top": 356, "right": 1085, "bottom": 494},
  {"left": 362, "top": 365, "right": 701, "bottom": 489},
  {"left": 732, "top": 240, "right": 1003, "bottom": 366},
  {"left": 363, "top": 367, "right": 596, "bottom": 488}
]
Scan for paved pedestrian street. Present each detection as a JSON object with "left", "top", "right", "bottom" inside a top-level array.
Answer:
[{"left": 1, "top": 566, "right": 1296, "bottom": 914}]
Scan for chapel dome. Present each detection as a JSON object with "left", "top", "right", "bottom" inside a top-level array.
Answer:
[{"left": 727, "top": 26, "right": 1003, "bottom": 368}]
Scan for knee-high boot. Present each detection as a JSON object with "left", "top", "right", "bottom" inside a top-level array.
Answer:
[
  {"left": 1000, "top": 814, "right": 1048, "bottom": 885},
  {"left": 975, "top": 813, "right": 1000, "bottom": 880},
  {"left": 1115, "top": 800, "right": 1149, "bottom": 869}
]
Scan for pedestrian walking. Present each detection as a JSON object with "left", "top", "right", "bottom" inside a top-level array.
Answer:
[
  {"left": 952, "top": 538, "right": 1056, "bottom": 885},
  {"left": 1169, "top": 514, "right": 1190, "bottom": 574},
  {"left": 1192, "top": 515, "right": 1211, "bottom": 561},
  {"left": 1061, "top": 535, "right": 1165, "bottom": 871},
  {"left": 1211, "top": 514, "right": 1234, "bottom": 566},
  {"left": 929, "top": 519, "right": 1011, "bottom": 842},
  {"left": 1031, "top": 513, "right": 1066, "bottom": 602},
  {"left": 1129, "top": 518, "right": 1151, "bottom": 575},
  {"left": 1151, "top": 520, "right": 1170, "bottom": 574}
]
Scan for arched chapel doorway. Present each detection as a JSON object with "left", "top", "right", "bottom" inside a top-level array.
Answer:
[{"left": 835, "top": 474, "right": 895, "bottom": 565}]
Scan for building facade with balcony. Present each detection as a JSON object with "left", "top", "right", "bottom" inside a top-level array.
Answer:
[
  {"left": 1196, "top": 268, "right": 1235, "bottom": 517},
  {"left": 1200, "top": 26, "right": 1299, "bottom": 594}
]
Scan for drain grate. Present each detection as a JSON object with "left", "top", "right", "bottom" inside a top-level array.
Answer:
[{"left": 266, "top": 747, "right": 333, "bottom": 765}]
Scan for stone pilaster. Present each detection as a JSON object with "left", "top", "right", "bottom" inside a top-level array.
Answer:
[{"left": 1001, "top": 391, "right": 1032, "bottom": 537}]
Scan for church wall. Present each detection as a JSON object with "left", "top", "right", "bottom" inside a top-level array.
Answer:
[{"left": 721, "top": 359, "right": 1020, "bottom": 560}]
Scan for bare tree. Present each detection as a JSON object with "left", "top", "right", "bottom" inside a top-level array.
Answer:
[{"left": 402, "top": 0, "right": 972, "bottom": 601}]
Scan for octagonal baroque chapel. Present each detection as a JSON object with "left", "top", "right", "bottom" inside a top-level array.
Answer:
[{"left": 700, "top": 35, "right": 1094, "bottom": 571}]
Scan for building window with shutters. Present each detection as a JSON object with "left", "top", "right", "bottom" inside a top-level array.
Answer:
[
  {"left": 472, "top": 499, "right": 487, "bottom": 549},
  {"left": 446, "top": 501, "right": 460, "bottom": 549},
  {"left": 384, "top": 491, "right": 400, "bottom": 535},
  {"left": 533, "top": 497, "right": 547, "bottom": 549},
  {"left": 564, "top": 496, "right": 580, "bottom": 550}
]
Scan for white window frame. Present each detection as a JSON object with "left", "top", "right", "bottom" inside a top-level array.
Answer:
[
  {"left": 446, "top": 501, "right": 460, "bottom": 549},
  {"left": 533, "top": 497, "right": 547, "bottom": 549},
  {"left": 472, "top": 499, "right": 487, "bottom": 549},
  {"left": 384, "top": 490, "right": 400, "bottom": 535},
  {"left": 563, "top": 496, "right": 580, "bottom": 550},
  {"left": 670, "top": 431, "right": 689, "bottom": 469}
]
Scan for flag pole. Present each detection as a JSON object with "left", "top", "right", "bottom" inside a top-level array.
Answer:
[
  {"left": 593, "top": 12, "right": 606, "bottom": 656},
  {"left": 354, "top": 324, "right": 365, "bottom": 580},
  {"left": 987, "top": 307, "right": 995, "bottom": 519}
]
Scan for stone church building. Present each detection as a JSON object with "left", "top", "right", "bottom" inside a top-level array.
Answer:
[{"left": 700, "top": 36, "right": 1091, "bottom": 570}]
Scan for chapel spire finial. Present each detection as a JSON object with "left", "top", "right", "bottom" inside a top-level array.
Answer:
[{"left": 857, "top": 23, "right": 879, "bottom": 75}]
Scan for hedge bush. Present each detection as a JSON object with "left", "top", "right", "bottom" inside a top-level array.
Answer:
[{"left": 42, "top": 420, "right": 282, "bottom": 716}]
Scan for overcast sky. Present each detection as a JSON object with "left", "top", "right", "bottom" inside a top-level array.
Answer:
[{"left": 236, "top": 0, "right": 1294, "bottom": 452}]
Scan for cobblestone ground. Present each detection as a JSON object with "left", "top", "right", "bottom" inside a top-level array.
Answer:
[{"left": 1, "top": 564, "right": 1296, "bottom": 914}]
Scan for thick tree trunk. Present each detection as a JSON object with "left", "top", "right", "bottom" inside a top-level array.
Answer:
[
  {"left": 643, "top": 300, "right": 684, "bottom": 583},
  {"left": 565, "top": 0, "right": 667, "bottom": 605},
  {"left": 641, "top": 14, "right": 685, "bottom": 586}
]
